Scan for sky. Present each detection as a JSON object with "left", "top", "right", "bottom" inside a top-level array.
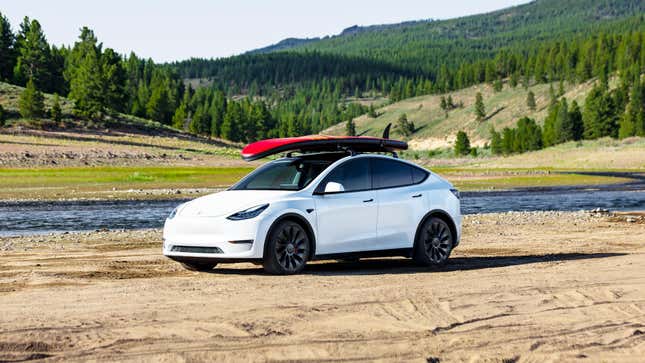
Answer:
[{"left": 2, "top": 0, "right": 530, "bottom": 63}]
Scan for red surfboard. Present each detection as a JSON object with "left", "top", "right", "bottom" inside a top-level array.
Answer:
[{"left": 241, "top": 126, "right": 407, "bottom": 161}]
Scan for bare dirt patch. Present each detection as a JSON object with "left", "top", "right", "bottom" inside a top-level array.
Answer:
[{"left": 1, "top": 211, "right": 644, "bottom": 361}]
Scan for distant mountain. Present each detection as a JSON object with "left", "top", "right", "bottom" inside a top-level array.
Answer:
[
  {"left": 247, "top": 20, "right": 432, "bottom": 55},
  {"left": 247, "top": 37, "right": 320, "bottom": 55},
  {"left": 252, "top": 0, "right": 644, "bottom": 72}
]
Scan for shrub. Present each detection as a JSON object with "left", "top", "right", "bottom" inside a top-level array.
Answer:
[{"left": 454, "top": 131, "right": 471, "bottom": 156}]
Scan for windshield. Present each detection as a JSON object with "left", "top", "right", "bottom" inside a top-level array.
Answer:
[{"left": 231, "top": 159, "right": 332, "bottom": 191}]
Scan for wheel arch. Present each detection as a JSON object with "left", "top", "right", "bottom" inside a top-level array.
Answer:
[
  {"left": 413, "top": 209, "right": 459, "bottom": 249},
  {"left": 264, "top": 213, "right": 317, "bottom": 260}
]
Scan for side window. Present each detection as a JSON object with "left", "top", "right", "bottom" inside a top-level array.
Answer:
[
  {"left": 318, "top": 158, "right": 371, "bottom": 193},
  {"left": 412, "top": 166, "right": 429, "bottom": 184},
  {"left": 372, "top": 158, "right": 415, "bottom": 189}
]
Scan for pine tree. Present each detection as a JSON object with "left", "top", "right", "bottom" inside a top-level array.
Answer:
[
  {"left": 188, "top": 104, "right": 210, "bottom": 136},
  {"left": 501, "top": 127, "right": 515, "bottom": 154},
  {"left": 146, "top": 84, "right": 170, "bottom": 123},
  {"left": 101, "top": 48, "right": 127, "bottom": 112},
  {"left": 50, "top": 93, "right": 62, "bottom": 122},
  {"left": 66, "top": 28, "right": 105, "bottom": 119},
  {"left": 251, "top": 101, "right": 272, "bottom": 140},
  {"left": 171, "top": 102, "right": 187, "bottom": 130},
  {"left": 515, "top": 117, "right": 542, "bottom": 152},
  {"left": 0, "top": 12, "right": 16, "bottom": 82},
  {"left": 13, "top": 18, "right": 51, "bottom": 89},
  {"left": 526, "top": 90, "right": 536, "bottom": 111},
  {"left": 475, "top": 92, "right": 485, "bottom": 120},
  {"left": 554, "top": 98, "right": 574, "bottom": 143},
  {"left": 568, "top": 100, "right": 583, "bottom": 140},
  {"left": 454, "top": 131, "right": 471, "bottom": 156},
  {"left": 221, "top": 101, "right": 242, "bottom": 141},
  {"left": 19, "top": 78, "right": 44, "bottom": 118},
  {"left": 345, "top": 119, "right": 356, "bottom": 136},
  {"left": 396, "top": 113, "right": 414, "bottom": 136},
  {"left": 582, "top": 83, "right": 618, "bottom": 139},
  {"left": 489, "top": 126, "right": 503, "bottom": 155},
  {"left": 618, "top": 82, "right": 642, "bottom": 139}
]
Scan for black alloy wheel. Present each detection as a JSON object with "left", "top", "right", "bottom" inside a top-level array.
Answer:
[
  {"left": 413, "top": 217, "right": 453, "bottom": 267},
  {"left": 263, "top": 221, "right": 310, "bottom": 274}
]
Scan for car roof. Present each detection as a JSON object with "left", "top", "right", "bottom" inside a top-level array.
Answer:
[{"left": 276, "top": 151, "right": 412, "bottom": 164}]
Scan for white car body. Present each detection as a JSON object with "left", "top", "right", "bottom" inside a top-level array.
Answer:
[{"left": 163, "top": 153, "right": 461, "bottom": 272}]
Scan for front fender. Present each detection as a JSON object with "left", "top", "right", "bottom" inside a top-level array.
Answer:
[{"left": 256, "top": 203, "right": 317, "bottom": 258}]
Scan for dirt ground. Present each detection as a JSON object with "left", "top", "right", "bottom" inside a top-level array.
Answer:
[{"left": 1, "top": 211, "right": 644, "bottom": 362}]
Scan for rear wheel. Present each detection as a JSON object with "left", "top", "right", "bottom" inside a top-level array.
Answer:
[
  {"left": 180, "top": 261, "right": 217, "bottom": 272},
  {"left": 263, "top": 220, "right": 310, "bottom": 275},
  {"left": 413, "top": 217, "right": 453, "bottom": 267}
]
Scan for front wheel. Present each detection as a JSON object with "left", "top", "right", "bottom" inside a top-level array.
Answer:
[
  {"left": 263, "top": 221, "right": 310, "bottom": 275},
  {"left": 413, "top": 217, "right": 453, "bottom": 267}
]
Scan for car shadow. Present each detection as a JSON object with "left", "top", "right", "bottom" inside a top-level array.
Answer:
[{"left": 209, "top": 252, "right": 626, "bottom": 276}]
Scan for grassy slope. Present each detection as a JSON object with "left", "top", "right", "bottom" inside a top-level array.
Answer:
[
  {"left": 465, "top": 137, "right": 645, "bottom": 170},
  {"left": 0, "top": 81, "right": 243, "bottom": 163},
  {"left": 325, "top": 79, "right": 599, "bottom": 148}
]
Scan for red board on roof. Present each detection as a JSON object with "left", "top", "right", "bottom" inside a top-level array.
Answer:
[{"left": 241, "top": 135, "right": 408, "bottom": 161}]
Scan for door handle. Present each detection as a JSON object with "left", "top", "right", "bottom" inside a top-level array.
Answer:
[
  {"left": 412, "top": 194, "right": 422, "bottom": 198},
  {"left": 363, "top": 198, "right": 374, "bottom": 203}
]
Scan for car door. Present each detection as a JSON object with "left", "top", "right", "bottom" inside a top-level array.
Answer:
[
  {"left": 313, "top": 157, "right": 377, "bottom": 254},
  {"left": 372, "top": 157, "right": 429, "bottom": 250}
]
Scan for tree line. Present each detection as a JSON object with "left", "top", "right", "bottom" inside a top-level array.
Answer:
[
  {"left": 0, "top": 13, "right": 374, "bottom": 139},
  {"left": 0, "top": 10, "right": 644, "bottom": 145},
  {"left": 480, "top": 73, "right": 645, "bottom": 156}
]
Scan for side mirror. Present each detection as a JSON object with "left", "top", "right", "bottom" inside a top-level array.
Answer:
[{"left": 324, "top": 181, "right": 344, "bottom": 193}]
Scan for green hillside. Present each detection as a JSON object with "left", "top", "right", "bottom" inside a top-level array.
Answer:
[
  {"left": 324, "top": 79, "right": 602, "bottom": 148},
  {"left": 259, "top": 0, "right": 645, "bottom": 72}
]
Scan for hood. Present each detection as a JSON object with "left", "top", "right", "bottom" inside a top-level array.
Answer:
[{"left": 177, "top": 190, "right": 292, "bottom": 218}]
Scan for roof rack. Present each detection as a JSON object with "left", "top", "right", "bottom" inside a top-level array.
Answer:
[{"left": 284, "top": 148, "right": 399, "bottom": 159}]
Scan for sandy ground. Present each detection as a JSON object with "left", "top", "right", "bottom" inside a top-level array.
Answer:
[{"left": 1, "top": 211, "right": 644, "bottom": 362}]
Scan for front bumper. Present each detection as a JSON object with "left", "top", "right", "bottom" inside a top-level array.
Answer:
[{"left": 162, "top": 214, "right": 270, "bottom": 260}]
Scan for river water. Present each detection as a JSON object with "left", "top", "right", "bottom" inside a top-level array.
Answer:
[{"left": 1, "top": 186, "right": 644, "bottom": 237}]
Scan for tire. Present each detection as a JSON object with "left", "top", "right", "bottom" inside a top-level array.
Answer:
[
  {"left": 413, "top": 216, "right": 453, "bottom": 267},
  {"left": 263, "top": 220, "right": 310, "bottom": 275},
  {"left": 180, "top": 261, "right": 217, "bottom": 272}
]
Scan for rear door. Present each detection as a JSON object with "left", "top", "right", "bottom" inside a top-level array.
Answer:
[
  {"left": 372, "top": 158, "right": 429, "bottom": 249},
  {"left": 313, "top": 158, "right": 377, "bottom": 254}
]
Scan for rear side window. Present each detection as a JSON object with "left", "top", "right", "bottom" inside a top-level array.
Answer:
[
  {"left": 318, "top": 158, "right": 371, "bottom": 193},
  {"left": 412, "top": 167, "right": 429, "bottom": 184},
  {"left": 372, "top": 158, "right": 427, "bottom": 189}
]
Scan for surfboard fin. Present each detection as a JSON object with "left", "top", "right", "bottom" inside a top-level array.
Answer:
[{"left": 382, "top": 123, "right": 391, "bottom": 139}]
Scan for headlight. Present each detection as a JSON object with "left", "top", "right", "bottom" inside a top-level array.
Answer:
[
  {"left": 450, "top": 188, "right": 460, "bottom": 199},
  {"left": 227, "top": 204, "right": 269, "bottom": 220},
  {"left": 167, "top": 204, "right": 182, "bottom": 220}
]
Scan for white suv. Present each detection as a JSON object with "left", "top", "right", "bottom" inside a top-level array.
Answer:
[{"left": 163, "top": 152, "right": 461, "bottom": 274}]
